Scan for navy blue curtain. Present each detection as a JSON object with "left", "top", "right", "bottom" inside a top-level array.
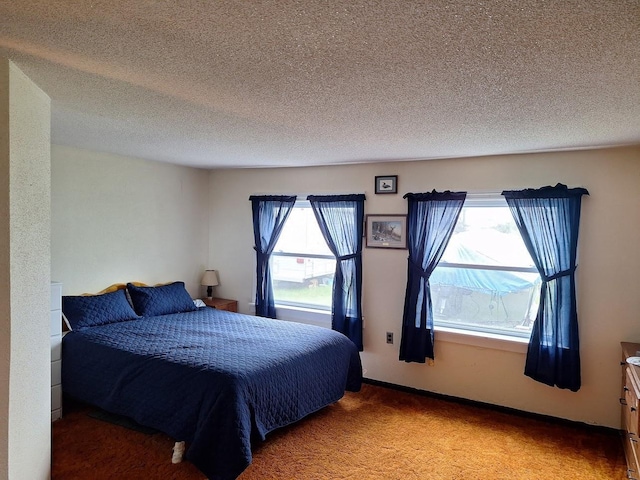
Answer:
[
  {"left": 400, "top": 191, "right": 466, "bottom": 363},
  {"left": 249, "top": 195, "right": 297, "bottom": 318},
  {"left": 308, "top": 194, "right": 365, "bottom": 350},
  {"left": 502, "top": 184, "right": 588, "bottom": 392}
]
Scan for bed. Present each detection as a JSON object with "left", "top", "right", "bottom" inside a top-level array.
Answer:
[{"left": 61, "top": 282, "right": 362, "bottom": 480}]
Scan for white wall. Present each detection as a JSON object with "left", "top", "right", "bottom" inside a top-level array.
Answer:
[
  {"left": 0, "top": 59, "right": 51, "bottom": 480},
  {"left": 51, "top": 145, "right": 210, "bottom": 296},
  {"left": 0, "top": 54, "right": 9, "bottom": 480},
  {"left": 208, "top": 146, "right": 640, "bottom": 428}
]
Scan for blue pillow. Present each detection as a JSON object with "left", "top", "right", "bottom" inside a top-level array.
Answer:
[
  {"left": 127, "top": 281, "right": 197, "bottom": 317},
  {"left": 62, "top": 289, "right": 139, "bottom": 330}
]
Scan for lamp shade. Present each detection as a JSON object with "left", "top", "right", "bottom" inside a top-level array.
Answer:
[{"left": 201, "top": 270, "right": 219, "bottom": 287}]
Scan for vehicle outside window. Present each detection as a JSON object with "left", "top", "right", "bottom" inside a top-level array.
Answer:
[
  {"left": 271, "top": 201, "right": 335, "bottom": 310},
  {"left": 431, "top": 195, "right": 541, "bottom": 338}
]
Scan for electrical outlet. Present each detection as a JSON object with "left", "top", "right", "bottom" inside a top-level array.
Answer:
[{"left": 386, "top": 332, "right": 393, "bottom": 344}]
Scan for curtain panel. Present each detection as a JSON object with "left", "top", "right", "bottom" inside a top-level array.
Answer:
[
  {"left": 400, "top": 190, "right": 466, "bottom": 363},
  {"left": 308, "top": 194, "right": 365, "bottom": 350},
  {"left": 249, "top": 195, "right": 297, "bottom": 318},
  {"left": 502, "top": 184, "right": 588, "bottom": 391}
]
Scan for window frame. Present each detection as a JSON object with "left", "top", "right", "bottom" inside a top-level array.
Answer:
[{"left": 431, "top": 193, "right": 540, "bottom": 340}]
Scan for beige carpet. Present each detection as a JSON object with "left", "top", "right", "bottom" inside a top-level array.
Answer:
[{"left": 52, "top": 383, "right": 626, "bottom": 479}]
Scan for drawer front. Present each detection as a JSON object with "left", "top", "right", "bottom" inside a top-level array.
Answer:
[
  {"left": 51, "top": 360, "right": 61, "bottom": 385},
  {"left": 624, "top": 435, "right": 640, "bottom": 480},
  {"left": 50, "top": 309, "right": 62, "bottom": 337},
  {"left": 50, "top": 283, "right": 62, "bottom": 311},
  {"left": 51, "top": 385, "right": 62, "bottom": 411},
  {"left": 52, "top": 409, "right": 61, "bottom": 422},
  {"left": 219, "top": 301, "right": 238, "bottom": 312},
  {"left": 51, "top": 335, "right": 62, "bottom": 362},
  {"left": 625, "top": 392, "right": 639, "bottom": 438}
]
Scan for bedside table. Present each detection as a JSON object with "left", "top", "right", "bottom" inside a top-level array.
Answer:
[{"left": 202, "top": 297, "right": 238, "bottom": 312}]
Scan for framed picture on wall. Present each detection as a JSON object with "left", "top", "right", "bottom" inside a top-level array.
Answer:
[
  {"left": 365, "top": 214, "right": 407, "bottom": 249},
  {"left": 374, "top": 175, "right": 398, "bottom": 194}
]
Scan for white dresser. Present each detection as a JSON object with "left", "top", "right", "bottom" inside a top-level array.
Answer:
[{"left": 51, "top": 282, "right": 62, "bottom": 421}]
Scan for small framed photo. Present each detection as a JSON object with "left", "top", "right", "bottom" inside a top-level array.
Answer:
[
  {"left": 365, "top": 214, "right": 407, "bottom": 249},
  {"left": 374, "top": 175, "right": 398, "bottom": 194}
]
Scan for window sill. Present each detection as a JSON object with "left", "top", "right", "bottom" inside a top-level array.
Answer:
[
  {"left": 434, "top": 326, "right": 529, "bottom": 354},
  {"left": 275, "top": 304, "right": 332, "bottom": 329},
  {"left": 252, "top": 305, "right": 527, "bottom": 354}
]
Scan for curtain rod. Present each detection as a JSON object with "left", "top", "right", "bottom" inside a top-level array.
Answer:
[
  {"left": 465, "top": 190, "right": 504, "bottom": 197},
  {"left": 250, "top": 192, "right": 366, "bottom": 198}
]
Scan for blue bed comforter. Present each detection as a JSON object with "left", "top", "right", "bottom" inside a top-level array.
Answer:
[{"left": 62, "top": 307, "right": 362, "bottom": 479}]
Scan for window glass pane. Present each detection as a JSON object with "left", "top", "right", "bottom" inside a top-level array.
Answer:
[
  {"left": 271, "top": 257, "right": 335, "bottom": 309},
  {"left": 431, "top": 269, "right": 540, "bottom": 336},
  {"left": 443, "top": 206, "right": 534, "bottom": 268},
  {"left": 273, "top": 204, "right": 332, "bottom": 256},
  {"left": 432, "top": 199, "right": 541, "bottom": 337},
  {"left": 271, "top": 202, "right": 335, "bottom": 310}
]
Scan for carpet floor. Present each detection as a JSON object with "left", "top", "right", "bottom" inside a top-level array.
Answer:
[{"left": 52, "top": 383, "right": 627, "bottom": 479}]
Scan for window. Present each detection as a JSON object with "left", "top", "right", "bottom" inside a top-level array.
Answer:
[
  {"left": 431, "top": 195, "right": 541, "bottom": 338},
  {"left": 270, "top": 201, "right": 335, "bottom": 310}
]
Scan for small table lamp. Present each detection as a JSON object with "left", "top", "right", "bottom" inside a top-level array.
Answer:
[{"left": 201, "top": 270, "right": 219, "bottom": 299}]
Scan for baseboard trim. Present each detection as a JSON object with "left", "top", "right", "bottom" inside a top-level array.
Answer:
[{"left": 362, "top": 378, "right": 619, "bottom": 436}]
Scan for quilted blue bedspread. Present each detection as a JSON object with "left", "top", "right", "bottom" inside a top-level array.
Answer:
[{"left": 62, "top": 307, "right": 362, "bottom": 479}]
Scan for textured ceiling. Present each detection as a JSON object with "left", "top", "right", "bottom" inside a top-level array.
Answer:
[{"left": 1, "top": 1, "right": 639, "bottom": 169}]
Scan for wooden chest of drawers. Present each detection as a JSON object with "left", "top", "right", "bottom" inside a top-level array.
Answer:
[{"left": 622, "top": 342, "right": 640, "bottom": 479}]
